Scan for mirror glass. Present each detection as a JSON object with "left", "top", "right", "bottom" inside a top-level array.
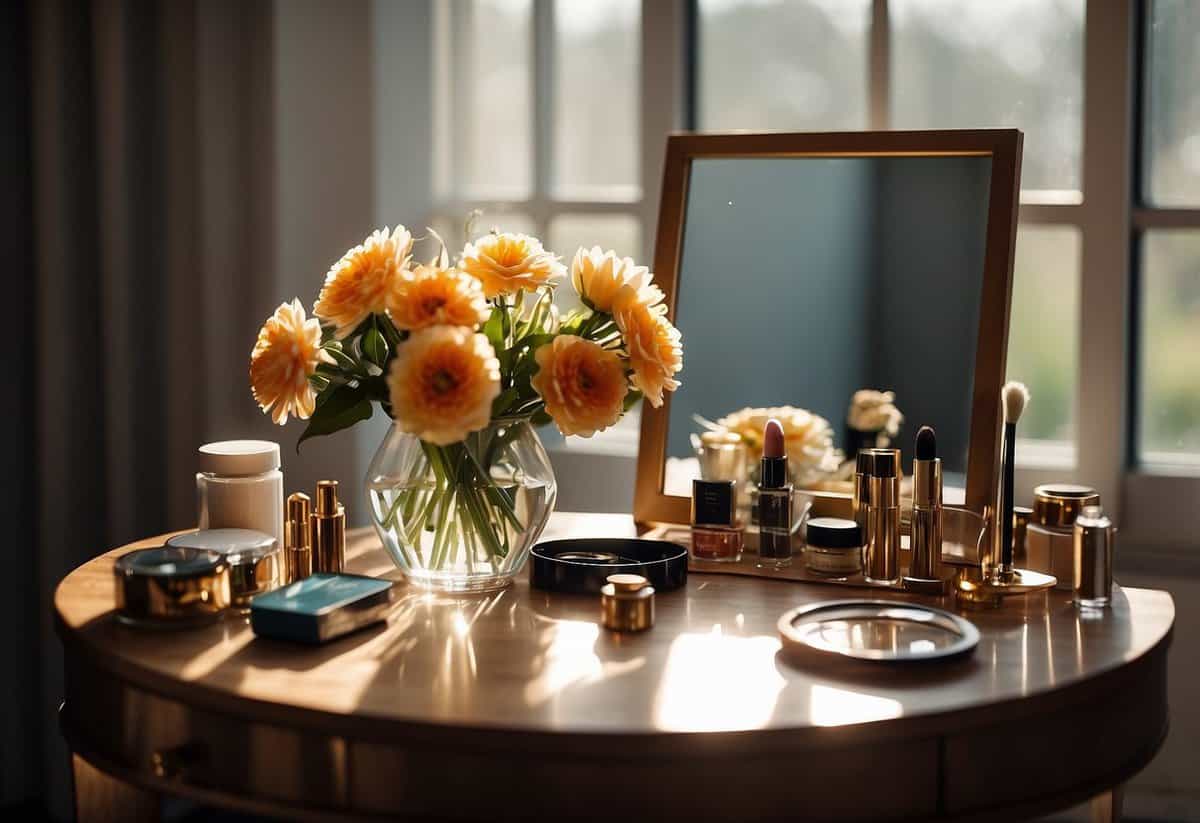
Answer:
[{"left": 663, "top": 155, "right": 993, "bottom": 500}]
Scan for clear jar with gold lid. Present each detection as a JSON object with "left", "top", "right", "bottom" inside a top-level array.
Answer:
[{"left": 1027, "top": 483, "right": 1099, "bottom": 590}]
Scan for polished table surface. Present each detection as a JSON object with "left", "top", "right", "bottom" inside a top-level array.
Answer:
[{"left": 56, "top": 512, "right": 1174, "bottom": 822}]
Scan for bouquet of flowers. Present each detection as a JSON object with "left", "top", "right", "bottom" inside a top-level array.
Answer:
[
  {"left": 248, "top": 224, "right": 682, "bottom": 589},
  {"left": 697, "top": 405, "right": 843, "bottom": 487}
]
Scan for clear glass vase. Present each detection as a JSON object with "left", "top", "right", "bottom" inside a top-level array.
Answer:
[{"left": 366, "top": 417, "right": 557, "bottom": 592}]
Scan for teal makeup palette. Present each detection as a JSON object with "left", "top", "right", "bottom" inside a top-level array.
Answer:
[{"left": 250, "top": 573, "right": 395, "bottom": 644}]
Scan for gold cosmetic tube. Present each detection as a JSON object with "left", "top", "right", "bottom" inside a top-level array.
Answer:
[
  {"left": 312, "top": 481, "right": 346, "bottom": 574},
  {"left": 852, "top": 451, "right": 874, "bottom": 539},
  {"left": 863, "top": 450, "right": 901, "bottom": 583},
  {"left": 906, "top": 457, "right": 943, "bottom": 583},
  {"left": 285, "top": 492, "right": 313, "bottom": 582}
]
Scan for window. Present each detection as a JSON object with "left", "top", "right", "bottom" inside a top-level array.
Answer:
[
  {"left": 430, "top": 0, "right": 1199, "bottom": 542},
  {"left": 1137, "top": 0, "right": 1200, "bottom": 469},
  {"left": 433, "top": 0, "right": 646, "bottom": 455}
]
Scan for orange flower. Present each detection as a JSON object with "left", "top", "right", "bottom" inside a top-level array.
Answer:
[
  {"left": 249, "top": 299, "right": 334, "bottom": 425},
  {"left": 314, "top": 226, "right": 413, "bottom": 338},
  {"left": 570, "top": 246, "right": 662, "bottom": 312},
  {"left": 531, "top": 335, "right": 628, "bottom": 437},
  {"left": 613, "top": 284, "right": 682, "bottom": 408},
  {"left": 460, "top": 232, "right": 564, "bottom": 298},
  {"left": 386, "top": 263, "right": 489, "bottom": 331},
  {"left": 387, "top": 326, "right": 500, "bottom": 445}
]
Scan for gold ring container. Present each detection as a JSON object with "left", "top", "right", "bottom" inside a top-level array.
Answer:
[
  {"left": 166, "top": 529, "right": 281, "bottom": 611},
  {"left": 601, "top": 574, "right": 655, "bottom": 632},
  {"left": 114, "top": 546, "right": 231, "bottom": 627}
]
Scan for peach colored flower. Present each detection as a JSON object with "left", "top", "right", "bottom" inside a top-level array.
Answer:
[
  {"left": 314, "top": 226, "right": 413, "bottom": 338},
  {"left": 613, "top": 284, "right": 682, "bottom": 408},
  {"left": 249, "top": 299, "right": 334, "bottom": 425},
  {"left": 570, "top": 246, "right": 662, "bottom": 312},
  {"left": 386, "top": 263, "right": 489, "bottom": 331},
  {"left": 531, "top": 335, "right": 628, "bottom": 437},
  {"left": 460, "top": 232, "right": 564, "bottom": 298},
  {"left": 387, "top": 326, "right": 500, "bottom": 445}
]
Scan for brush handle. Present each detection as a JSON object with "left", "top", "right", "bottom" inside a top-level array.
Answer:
[{"left": 999, "top": 422, "right": 1016, "bottom": 570}]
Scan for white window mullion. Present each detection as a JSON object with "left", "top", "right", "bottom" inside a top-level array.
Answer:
[{"left": 532, "top": 0, "right": 555, "bottom": 239}]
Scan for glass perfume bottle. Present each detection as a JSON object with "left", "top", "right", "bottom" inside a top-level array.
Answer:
[{"left": 691, "top": 479, "right": 743, "bottom": 562}]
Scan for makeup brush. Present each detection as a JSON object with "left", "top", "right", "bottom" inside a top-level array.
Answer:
[{"left": 997, "top": 381, "right": 1030, "bottom": 579}]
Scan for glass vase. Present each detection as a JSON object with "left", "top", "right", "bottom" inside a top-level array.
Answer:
[{"left": 366, "top": 417, "right": 557, "bottom": 592}]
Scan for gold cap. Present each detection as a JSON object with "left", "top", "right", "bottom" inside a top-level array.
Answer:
[
  {"left": 1033, "top": 484, "right": 1100, "bottom": 528},
  {"left": 286, "top": 493, "right": 312, "bottom": 549},
  {"left": 316, "top": 480, "right": 339, "bottom": 515},
  {"left": 600, "top": 574, "right": 654, "bottom": 632}
]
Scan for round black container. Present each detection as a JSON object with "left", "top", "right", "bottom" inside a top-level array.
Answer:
[{"left": 530, "top": 539, "right": 688, "bottom": 594}]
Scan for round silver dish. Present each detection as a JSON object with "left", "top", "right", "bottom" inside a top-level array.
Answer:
[{"left": 777, "top": 600, "right": 980, "bottom": 663}]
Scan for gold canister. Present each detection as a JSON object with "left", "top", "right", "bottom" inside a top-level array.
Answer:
[
  {"left": 165, "top": 529, "right": 281, "bottom": 611},
  {"left": 1073, "top": 506, "right": 1114, "bottom": 608},
  {"left": 114, "top": 546, "right": 231, "bottom": 627},
  {"left": 1033, "top": 484, "right": 1100, "bottom": 528},
  {"left": 600, "top": 574, "right": 654, "bottom": 632},
  {"left": 312, "top": 480, "right": 346, "bottom": 574},
  {"left": 285, "top": 492, "right": 313, "bottom": 582}
]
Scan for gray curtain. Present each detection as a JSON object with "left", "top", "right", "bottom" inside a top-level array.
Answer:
[{"left": 8, "top": 0, "right": 377, "bottom": 816}]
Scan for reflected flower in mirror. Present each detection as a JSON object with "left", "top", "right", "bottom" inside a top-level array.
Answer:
[
  {"left": 846, "top": 389, "right": 904, "bottom": 454},
  {"left": 703, "top": 406, "right": 843, "bottom": 487}
]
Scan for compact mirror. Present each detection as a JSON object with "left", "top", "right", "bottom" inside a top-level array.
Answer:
[{"left": 635, "top": 131, "right": 1022, "bottom": 526}]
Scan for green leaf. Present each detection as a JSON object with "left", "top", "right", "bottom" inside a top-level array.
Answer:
[
  {"left": 483, "top": 307, "right": 504, "bottom": 351},
  {"left": 323, "top": 344, "right": 358, "bottom": 371},
  {"left": 623, "top": 389, "right": 643, "bottom": 412},
  {"left": 297, "top": 383, "right": 373, "bottom": 450},
  {"left": 491, "top": 387, "right": 519, "bottom": 417},
  {"left": 362, "top": 326, "right": 388, "bottom": 367}
]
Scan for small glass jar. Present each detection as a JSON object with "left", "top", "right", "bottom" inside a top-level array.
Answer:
[
  {"left": 197, "top": 441, "right": 284, "bottom": 546},
  {"left": 1073, "top": 506, "right": 1114, "bottom": 609},
  {"left": 691, "top": 479, "right": 744, "bottom": 562},
  {"left": 1026, "top": 483, "right": 1099, "bottom": 590},
  {"left": 803, "top": 517, "right": 863, "bottom": 578}
]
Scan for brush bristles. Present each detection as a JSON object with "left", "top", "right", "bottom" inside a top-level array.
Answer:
[{"left": 1002, "top": 381, "right": 1029, "bottom": 425}]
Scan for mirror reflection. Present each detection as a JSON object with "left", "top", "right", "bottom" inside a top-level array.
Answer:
[{"left": 663, "top": 155, "right": 992, "bottom": 500}]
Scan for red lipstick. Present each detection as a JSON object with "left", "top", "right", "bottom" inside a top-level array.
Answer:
[{"left": 756, "top": 418, "right": 793, "bottom": 568}]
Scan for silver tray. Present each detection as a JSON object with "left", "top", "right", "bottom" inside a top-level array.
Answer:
[{"left": 777, "top": 600, "right": 980, "bottom": 663}]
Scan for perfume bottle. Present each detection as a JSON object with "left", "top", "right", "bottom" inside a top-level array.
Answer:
[{"left": 691, "top": 479, "right": 743, "bottom": 562}]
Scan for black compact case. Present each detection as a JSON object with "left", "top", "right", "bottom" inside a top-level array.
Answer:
[{"left": 530, "top": 539, "right": 688, "bottom": 594}]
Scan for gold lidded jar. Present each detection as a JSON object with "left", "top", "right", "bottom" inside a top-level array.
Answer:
[
  {"left": 600, "top": 574, "right": 655, "bottom": 632},
  {"left": 1027, "top": 484, "right": 1100, "bottom": 590}
]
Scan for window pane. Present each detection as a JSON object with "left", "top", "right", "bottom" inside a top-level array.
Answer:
[
  {"left": 553, "top": 0, "right": 640, "bottom": 199},
  {"left": 548, "top": 213, "right": 642, "bottom": 313},
  {"left": 697, "top": 0, "right": 871, "bottom": 130},
  {"left": 1139, "top": 232, "right": 1200, "bottom": 465},
  {"left": 1007, "top": 225, "right": 1080, "bottom": 455},
  {"left": 450, "top": 0, "right": 533, "bottom": 199},
  {"left": 891, "top": 0, "right": 1084, "bottom": 194},
  {"left": 1143, "top": 0, "right": 1200, "bottom": 207},
  {"left": 433, "top": 212, "right": 537, "bottom": 252}
]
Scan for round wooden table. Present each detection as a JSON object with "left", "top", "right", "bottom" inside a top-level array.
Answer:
[{"left": 56, "top": 513, "right": 1173, "bottom": 822}]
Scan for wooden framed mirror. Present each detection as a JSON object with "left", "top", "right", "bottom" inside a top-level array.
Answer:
[{"left": 634, "top": 129, "right": 1022, "bottom": 526}]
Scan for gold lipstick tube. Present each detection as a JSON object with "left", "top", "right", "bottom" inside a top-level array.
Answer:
[
  {"left": 285, "top": 492, "right": 313, "bottom": 582},
  {"left": 904, "top": 457, "right": 944, "bottom": 591},
  {"left": 852, "top": 450, "right": 873, "bottom": 539},
  {"left": 312, "top": 481, "right": 346, "bottom": 574},
  {"left": 863, "top": 450, "right": 900, "bottom": 584}
]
